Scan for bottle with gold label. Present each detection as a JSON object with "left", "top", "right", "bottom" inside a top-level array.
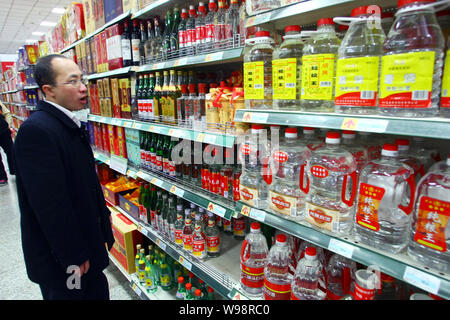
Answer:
[
  {"left": 268, "top": 128, "right": 311, "bottom": 222},
  {"left": 153, "top": 72, "right": 162, "bottom": 122},
  {"left": 354, "top": 144, "right": 415, "bottom": 253},
  {"left": 244, "top": 30, "right": 275, "bottom": 110},
  {"left": 379, "top": 0, "right": 445, "bottom": 117},
  {"left": 167, "top": 70, "right": 179, "bottom": 125},
  {"left": 301, "top": 18, "right": 341, "bottom": 112},
  {"left": 272, "top": 25, "right": 303, "bottom": 110},
  {"left": 334, "top": 5, "right": 386, "bottom": 114},
  {"left": 161, "top": 70, "right": 170, "bottom": 124}
]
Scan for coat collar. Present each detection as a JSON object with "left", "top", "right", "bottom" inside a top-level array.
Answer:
[{"left": 36, "top": 100, "right": 81, "bottom": 131}]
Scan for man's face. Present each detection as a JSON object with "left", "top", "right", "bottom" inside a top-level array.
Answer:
[{"left": 44, "top": 57, "right": 88, "bottom": 111}]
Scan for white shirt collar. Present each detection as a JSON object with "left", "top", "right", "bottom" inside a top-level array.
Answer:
[{"left": 44, "top": 100, "right": 81, "bottom": 128}]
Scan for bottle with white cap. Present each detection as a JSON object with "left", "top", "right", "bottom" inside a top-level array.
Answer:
[
  {"left": 407, "top": 153, "right": 450, "bottom": 273},
  {"left": 290, "top": 247, "right": 327, "bottom": 300},
  {"left": 263, "top": 234, "right": 293, "bottom": 300},
  {"left": 358, "top": 132, "right": 382, "bottom": 161},
  {"left": 409, "top": 136, "right": 441, "bottom": 172},
  {"left": 302, "top": 127, "right": 325, "bottom": 151},
  {"left": 303, "top": 132, "right": 357, "bottom": 235},
  {"left": 268, "top": 127, "right": 311, "bottom": 221},
  {"left": 341, "top": 130, "right": 369, "bottom": 173},
  {"left": 396, "top": 138, "right": 425, "bottom": 181},
  {"left": 354, "top": 143, "right": 416, "bottom": 253}
]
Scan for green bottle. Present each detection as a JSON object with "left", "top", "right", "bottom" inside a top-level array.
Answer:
[
  {"left": 176, "top": 276, "right": 186, "bottom": 300},
  {"left": 141, "top": 183, "right": 150, "bottom": 223},
  {"left": 155, "top": 135, "right": 164, "bottom": 172},
  {"left": 207, "top": 286, "right": 215, "bottom": 300},
  {"left": 184, "top": 283, "right": 194, "bottom": 300},
  {"left": 159, "top": 253, "right": 173, "bottom": 291},
  {"left": 145, "top": 255, "right": 157, "bottom": 293},
  {"left": 194, "top": 289, "right": 203, "bottom": 300},
  {"left": 138, "top": 259, "right": 146, "bottom": 283},
  {"left": 148, "top": 185, "right": 158, "bottom": 227},
  {"left": 172, "top": 261, "right": 183, "bottom": 281},
  {"left": 148, "top": 73, "right": 155, "bottom": 122},
  {"left": 155, "top": 190, "right": 163, "bottom": 232},
  {"left": 161, "top": 192, "right": 169, "bottom": 236}
]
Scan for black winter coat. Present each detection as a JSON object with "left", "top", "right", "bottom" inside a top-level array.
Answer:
[{"left": 14, "top": 101, "right": 115, "bottom": 289}]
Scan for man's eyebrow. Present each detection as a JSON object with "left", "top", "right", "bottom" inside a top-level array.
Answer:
[{"left": 67, "top": 73, "right": 82, "bottom": 79}]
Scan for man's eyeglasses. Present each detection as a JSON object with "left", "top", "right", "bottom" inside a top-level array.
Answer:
[{"left": 56, "top": 77, "right": 89, "bottom": 88}]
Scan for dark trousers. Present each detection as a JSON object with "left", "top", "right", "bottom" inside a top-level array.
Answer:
[
  {"left": 0, "top": 129, "right": 15, "bottom": 180},
  {"left": 39, "top": 271, "right": 110, "bottom": 300}
]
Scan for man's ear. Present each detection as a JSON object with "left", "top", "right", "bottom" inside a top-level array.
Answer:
[{"left": 41, "top": 84, "right": 54, "bottom": 98}]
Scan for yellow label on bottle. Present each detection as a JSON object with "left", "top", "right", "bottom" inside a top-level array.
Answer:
[
  {"left": 244, "top": 61, "right": 265, "bottom": 100},
  {"left": 301, "top": 54, "right": 336, "bottom": 101},
  {"left": 272, "top": 58, "right": 298, "bottom": 100},
  {"left": 305, "top": 202, "right": 340, "bottom": 233},
  {"left": 379, "top": 51, "right": 435, "bottom": 108},
  {"left": 269, "top": 190, "right": 298, "bottom": 217},
  {"left": 335, "top": 56, "right": 380, "bottom": 107},
  {"left": 442, "top": 49, "right": 450, "bottom": 108},
  {"left": 239, "top": 184, "right": 259, "bottom": 207}
]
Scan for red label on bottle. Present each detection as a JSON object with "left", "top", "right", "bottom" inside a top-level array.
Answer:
[
  {"left": 241, "top": 263, "right": 264, "bottom": 288},
  {"left": 233, "top": 175, "right": 241, "bottom": 201},
  {"left": 241, "top": 188, "right": 254, "bottom": 201},
  {"left": 356, "top": 183, "right": 385, "bottom": 232},
  {"left": 202, "top": 168, "right": 210, "bottom": 190},
  {"left": 183, "top": 233, "right": 193, "bottom": 250},
  {"left": 145, "top": 151, "right": 152, "bottom": 164},
  {"left": 169, "top": 161, "right": 176, "bottom": 176},
  {"left": 150, "top": 152, "right": 156, "bottom": 166},
  {"left": 187, "top": 29, "right": 196, "bottom": 46},
  {"left": 273, "top": 150, "right": 288, "bottom": 163},
  {"left": 241, "top": 144, "right": 251, "bottom": 155},
  {"left": 150, "top": 210, "right": 157, "bottom": 227},
  {"left": 206, "top": 235, "right": 220, "bottom": 252},
  {"left": 156, "top": 156, "right": 162, "bottom": 170},
  {"left": 205, "top": 24, "right": 214, "bottom": 41},
  {"left": 140, "top": 150, "right": 146, "bottom": 162},
  {"left": 263, "top": 278, "right": 291, "bottom": 300},
  {"left": 379, "top": 92, "right": 431, "bottom": 109},
  {"left": 220, "top": 173, "right": 230, "bottom": 197},
  {"left": 354, "top": 282, "right": 375, "bottom": 300},
  {"left": 271, "top": 195, "right": 291, "bottom": 210},
  {"left": 311, "top": 165, "right": 329, "bottom": 178},
  {"left": 309, "top": 208, "right": 333, "bottom": 224},
  {"left": 163, "top": 158, "right": 170, "bottom": 172},
  {"left": 196, "top": 26, "right": 204, "bottom": 44},
  {"left": 193, "top": 238, "right": 206, "bottom": 256},
  {"left": 179, "top": 30, "right": 186, "bottom": 48},
  {"left": 175, "top": 229, "right": 183, "bottom": 244}
]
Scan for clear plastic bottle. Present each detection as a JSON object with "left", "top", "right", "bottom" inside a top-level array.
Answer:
[
  {"left": 379, "top": 0, "right": 445, "bottom": 117},
  {"left": 407, "top": 154, "right": 450, "bottom": 273},
  {"left": 239, "top": 124, "right": 270, "bottom": 209},
  {"left": 301, "top": 18, "right": 341, "bottom": 112},
  {"left": 225, "top": 0, "right": 240, "bottom": 46},
  {"left": 335, "top": 5, "right": 386, "bottom": 114},
  {"left": 304, "top": 132, "right": 358, "bottom": 235},
  {"left": 244, "top": 30, "right": 275, "bottom": 110},
  {"left": 291, "top": 247, "right": 327, "bottom": 300},
  {"left": 396, "top": 138, "right": 425, "bottom": 182},
  {"left": 341, "top": 130, "right": 369, "bottom": 173},
  {"left": 268, "top": 127, "right": 311, "bottom": 222},
  {"left": 214, "top": 0, "right": 227, "bottom": 49},
  {"left": 358, "top": 132, "right": 382, "bottom": 161},
  {"left": 186, "top": 5, "right": 197, "bottom": 54},
  {"left": 302, "top": 127, "right": 325, "bottom": 151},
  {"left": 409, "top": 137, "right": 441, "bottom": 172},
  {"left": 263, "top": 234, "right": 292, "bottom": 300},
  {"left": 325, "top": 253, "right": 357, "bottom": 300},
  {"left": 192, "top": 214, "right": 207, "bottom": 260},
  {"left": 441, "top": 41, "right": 450, "bottom": 116},
  {"left": 195, "top": 2, "right": 207, "bottom": 52},
  {"left": 354, "top": 144, "right": 416, "bottom": 253},
  {"left": 272, "top": 25, "right": 304, "bottom": 110},
  {"left": 182, "top": 209, "right": 194, "bottom": 253},
  {"left": 240, "top": 222, "right": 269, "bottom": 296}
]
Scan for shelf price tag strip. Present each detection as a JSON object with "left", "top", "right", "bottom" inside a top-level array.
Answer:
[
  {"left": 403, "top": 266, "right": 441, "bottom": 295},
  {"left": 109, "top": 155, "right": 128, "bottom": 175},
  {"left": 327, "top": 238, "right": 354, "bottom": 259}
]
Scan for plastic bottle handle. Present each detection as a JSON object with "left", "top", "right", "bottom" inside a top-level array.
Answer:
[
  {"left": 342, "top": 266, "right": 351, "bottom": 295},
  {"left": 396, "top": 0, "right": 450, "bottom": 15},
  {"left": 342, "top": 171, "right": 358, "bottom": 207},
  {"left": 262, "top": 157, "right": 272, "bottom": 185},
  {"left": 241, "top": 240, "right": 251, "bottom": 262},
  {"left": 299, "top": 163, "right": 309, "bottom": 194},
  {"left": 398, "top": 174, "right": 416, "bottom": 216}
]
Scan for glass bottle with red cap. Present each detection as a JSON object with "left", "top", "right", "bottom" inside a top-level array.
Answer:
[
  {"left": 301, "top": 18, "right": 341, "bottom": 112},
  {"left": 268, "top": 127, "right": 311, "bottom": 222},
  {"left": 195, "top": 2, "right": 207, "bottom": 53},
  {"left": 334, "top": 5, "right": 385, "bottom": 115},
  {"left": 408, "top": 153, "right": 450, "bottom": 273},
  {"left": 379, "top": 0, "right": 445, "bottom": 117},
  {"left": 354, "top": 143, "right": 416, "bottom": 253},
  {"left": 244, "top": 30, "right": 275, "bottom": 110},
  {"left": 303, "top": 132, "right": 358, "bottom": 235},
  {"left": 272, "top": 25, "right": 304, "bottom": 111}
]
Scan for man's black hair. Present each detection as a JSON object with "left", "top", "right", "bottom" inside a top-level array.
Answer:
[{"left": 34, "top": 54, "right": 71, "bottom": 95}]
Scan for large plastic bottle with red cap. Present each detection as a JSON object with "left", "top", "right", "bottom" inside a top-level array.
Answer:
[
  {"left": 325, "top": 253, "right": 357, "bottom": 300},
  {"left": 243, "top": 30, "right": 275, "bottom": 110},
  {"left": 334, "top": 5, "right": 386, "bottom": 114},
  {"left": 240, "top": 222, "right": 269, "bottom": 296},
  {"left": 379, "top": 0, "right": 445, "bottom": 117},
  {"left": 354, "top": 143, "right": 416, "bottom": 253},
  {"left": 272, "top": 25, "right": 304, "bottom": 110},
  {"left": 290, "top": 246, "right": 327, "bottom": 300},
  {"left": 303, "top": 131, "right": 358, "bottom": 235},
  {"left": 300, "top": 18, "right": 341, "bottom": 112},
  {"left": 407, "top": 153, "right": 450, "bottom": 273},
  {"left": 268, "top": 127, "right": 311, "bottom": 221}
]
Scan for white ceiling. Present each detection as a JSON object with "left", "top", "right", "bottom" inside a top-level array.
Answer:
[{"left": 0, "top": 0, "right": 74, "bottom": 55}]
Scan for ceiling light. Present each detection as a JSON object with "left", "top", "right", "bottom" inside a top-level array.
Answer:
[
  {"left": 32, "top": 32, "right": 45, "bottom": 36},
  {"left": 52, "top": 8, "right": 66, "bottom": 14},
  {"left": 40, "top": 21, "right": 57, "bottom": 27}
]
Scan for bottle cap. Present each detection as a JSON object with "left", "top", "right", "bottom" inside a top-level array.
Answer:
[
  {"left": 381, "top": 11, "right": 395, "bottom": 19},
  {"left": 250, "top": 222, "right": 260, "bottom": 231},
  {"left": 338, "top": 24, "right": 349, "bottom": 31},
  {"left": 208, "top": 0, "right": 217, "bottom": 10},
  {"left": 285, "top": 127, "right": 298, "bottom": 134},
  {"left": 178, "top": 276, "right": 184, "bottom": 283},
  {"left": 252, "top": 124, "right": 264, "bottom": 130},
  {"left": 395, "top": 138, "right": 410, "bottom": 151},
  {"left": 208, "top": 286, "right": 214, "bottom": 293},
  {"left": 382, "top": 144, "right": 398, "bottom": 157},
  {"left": 285, "top": 25, "right": 301, "bottom": 33},
  {"left": 342, "top": 130, "right": 356, "bottom": 139},
  {"left": 198, "top": 83, "right": 208, "bottom": 93},
  {"left": 317, "top": 18, "right": 334, "bottom": 26},
  {"left": 185, "top": 283, "right": 192, "bottom": 290},
  {"left": 255, "top": 30, "right": 271, "bottom": 37},
  {"left": 326, "top": 132, "right": 340, "bottom": 144},
  {"left": 305, "top": 247, "right": 317, "bottom": 258},
  {"left": 195, "top": 289, "right": 202, "bottom": 297},
  {"left": 188, "top": 83, "right": 197, "bottom": 93},
  {"left": 276, "top": 234, "right": 287, "bottom": 245},
  {"left": 398, "top": 0, "right": 434, "bottom": 8},
  {"left": 303, "top": 127, "right": 315, "bottom": 133}
]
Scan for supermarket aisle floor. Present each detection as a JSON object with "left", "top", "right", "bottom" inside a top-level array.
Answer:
[{"left": 0, "top": 150, "right": 138, "bottom": 300}]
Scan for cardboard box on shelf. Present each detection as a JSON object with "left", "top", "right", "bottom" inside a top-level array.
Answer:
[
  {"left": 108, "top": 124, "right": 119, "bottom": 156},
  {"left": 105, "top": 23, "right": 124, "bottom": 71},
  {"left": 116, "top": 126, "right": 128, "bottom": 159},
  {"left": 95, "top": 0, "right": 106, "bottom": 30},
  {"left": 110, "top": 78, "right": 122, "bottom": 118},
  {"left": 119, "top": 78, "right": 131, "bottom": 119},
  {"left": 100, "top": 30, "right": 109, "bottom": 73},
  {"left": 110, "top": 210, "right": 142, "bottom": 274},
  {"left": 103, "top": 78, "right": 111, "bottom": 97},
  {"left": 122, "top": 0, "right": 138, "bottom": 12},
  {"left": 104, "top": 0, "right": 124, "bottom": 23},
  {"left": 104, "top": 98, "right": 113, "bottom": 117},
  {"left": 102, "top": 123, "right": 111, "bottom": 154}
]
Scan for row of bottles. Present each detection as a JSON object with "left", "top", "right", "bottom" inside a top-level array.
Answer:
[
  {"left": 241, "top": 223, "right": 444, "bottom": 300},
  {"left": 237, "top": 124, "right": 449, "bottom": 274},
  {"left": 244, "top": 1, "right": 450, "bottom": 117},
  {"left": 125, "top": 0, "right": 247, "bottom": 65},
  {"left": 134, "top": 242, "right": 216, "bottom": 299}
]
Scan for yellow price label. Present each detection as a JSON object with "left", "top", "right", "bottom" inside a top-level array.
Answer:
[
  {"left": 341, "top": 118, "right": 359, "bottom": 130},
  {"left": 241, "top": 205, "right": 251, "bottom": 217},
  {"left": 197, "top": 133, "right": 205, "bottom": 142},
  {"left": 170, "top": 185, "right": 177, "bottom": 194}
]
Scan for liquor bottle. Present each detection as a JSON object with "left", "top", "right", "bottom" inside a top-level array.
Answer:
[
  {"left": 238, "top": 0, "right": 247, "bottom": 46},
  {"left": 225, "top": 0, "right": 240, "bottom": 45},
  {"left": 153, "top": 17, "right": 163, "bottom": 61},
  {"left": 185, "top": 283, "right": 194, "bottom": 300},
  {"left": 145, "top": 20, "right": 154, "bottom": 62},
  {"left": 154, "top": 190, "right": 163, "bottom": 231},
  {"left": 142, "top": 74, "right": 149, "bottom": 121},
  {"left": 179, "top": 8, "right": 188, "bottom": 55},
  {"left": 161, "top": 70, "right": 170, "bottom": 123},
  {"left": 214, "top": 0, "right": 227, "bottom": 49},
  {"left": 194, "top": 289, "right": 203, "bottom": 300},
  {"left": 196, "top": 2, "right": 207, "bottom": 52},
  {"left": 167, "top": 70, "right": 179, "bottom": 125},
  {"left": 205, "top": 0, "right": 217, "bottom": 50},
  {"left": 139, "top": 132, "right": 147, "bottom": 168},
  {"left": 163, "top": 10, "right": 173, "bottom": 59},
  {"left": 139, "top": 20, "right": 148, "bottom": 64},
  {"left": 136, "top": 75, "right": 144, "bottom": 120},
  {"left": 148, "top": 185, "right": 157, "bottom": 226},
  {"left": 131, "top": 19, "right": 141, "bottom": 66},
  {"left": 171, "top": 7, "right": 181, "bottom": 53},
  {"left": 149, "top": 132, "right": 157, "bottom": 170},
  {"left": 194, "top": 83, "right": 207, "bottom": 131},
  {"left": 192, "top": 214, "right": 207, "bottom": 259},
  {"left": 121, "top": 20, "right": 132, "bottom": 67},
  {"left": 161, "top": 192, "right": 169, "bottom": 236},
  {"left": 205, "top": 212, "right": 220, "bottom": 257},
  {"left": 167, "top": 196, "right": 176, "bottom": 243},
  {"left": 154, "top": 72, "right": 162, "bottom": 122},
  {"left": 138, "top": 182, "right": 146, "bottom": 220},
  {"left": 186, "top": 5, "right": 197, "bottom": 54},
  {"left": 182, "top": 208, "right": 194, "bottom": 252},
  {"left": 185, "top": 83, "right": 197, "bottom": 128},
  {"left": 159, "top": 253, "right": 173, "bottom": 290},
  {"left": 147, "top": 73, "right": 155, "bottom": 121},
  {"left": 142, "top": 184, "right": 151, "bottom": 223},
  {"left": 174, "top": 204, "right": 185, "bottom": 246},
  {"left": 162, "top": 135, "right": 171, "bottom": 175},
  {"left": 168, "top": 138, "right": 179, "bottom": 178},
  {"left": 155, "top": 134, "right": 164, "bottom": 172},
  {"left": 176, "top": 276, "right": 186, "bottom": 300}
]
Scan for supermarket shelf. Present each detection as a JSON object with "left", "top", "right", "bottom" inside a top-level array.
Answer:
[
  {"left": 23, "top": 85, "right": 39, "bottom": 90},
  {"left": 59, "top": 10, "right": 133, "bottom": 54},
  {"left": 235, "top": 201, "right": 450, "bottom": 299},
  {"left": 234, "top": 109, "right": 450, "bottom": 139},
  {"left": 132, "top": 0, "right": 171, "bottom": 20},
  {"left": 245, "top": 0, "right": 397, "bottom": 28},
  {"left": 88, "top": 114, "right": 236, "bottom": 148},
  {"left": 129, "top": 273, "right": 177, "bottom": 300},
  {"left": 137, "top": 47, "right": 244, "bottom": 72},
  {"left": 108, "top": 252, "right": 132, "bottom": 282},
  {"left": 86, "top": 66, "right": 139, "bottom": 81},
  {"left": 94, "top": 151, "right": 238, "bottom": 221}
]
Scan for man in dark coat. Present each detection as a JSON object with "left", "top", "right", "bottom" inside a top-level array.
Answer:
[{"left": 14, "top": 54, "right": 115, "bottom": 300}]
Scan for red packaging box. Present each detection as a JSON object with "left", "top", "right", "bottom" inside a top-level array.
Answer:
[
  {"left": 101, "top": 123, "right": 111, "bottom": 154},
  {"left": 105, "top": 23, "right": 124, "bottom": 70},
  {"left": 100, "top": 30, "right": 109, "bottom": 73},
  {"left": 116, "top": 126, "right": 128, "bottom": 159},
  {"left": 108, "top": 124, "right": 119, "bottom": 156},
  {"left": 94, "top": 34, "right": 102, "bottom": 73}
]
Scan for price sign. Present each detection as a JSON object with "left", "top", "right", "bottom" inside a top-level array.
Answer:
[
  {"left": 207, "top": 202, "right": 226, "bottom": 217},
  {"left": 403, "top": 266, "right": 441, "bottom": 295},
  {"left": 109, "top": 155, "right": 128, "bottom": 175},
  {"left": 328, "top": 239, "right": 354, "bottom": 259},
  {"left": 341, "top": 118, "right": 359, "bottom": 130},
  {"left": 178, "top": 255, "right": 192, "bottom": 271}
]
